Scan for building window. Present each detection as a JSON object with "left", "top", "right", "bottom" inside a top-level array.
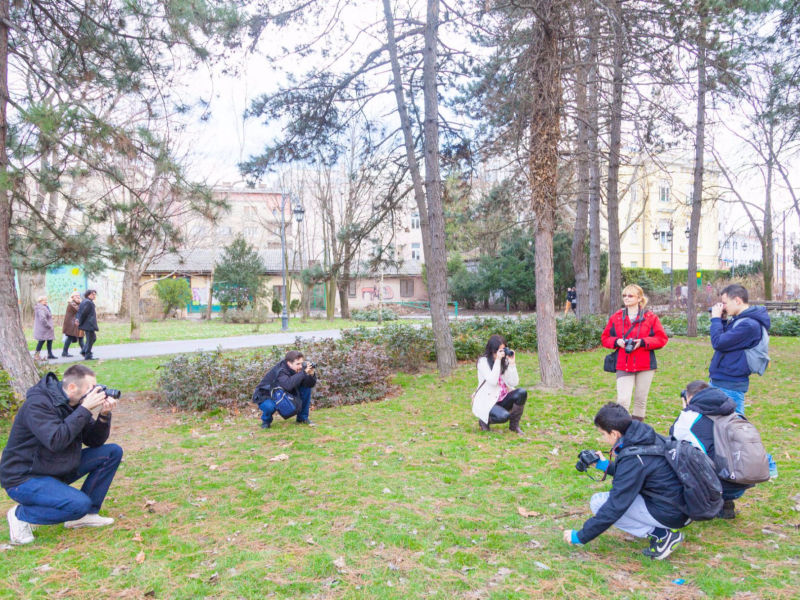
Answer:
[
  {"left": 244, "top": 226, "right": 259, "bottom": 239},
  {"left": 217, "top": 226, "right": 232, "bottom": 236},
  {"left": 630, "top": 222, "right": 639, "bottom": 244},
  {"left": 273, "top": 285, "right": 284, "bottom": 301},
  {"left": 630, "top": 261, "right": 638, "bottom": 268},
  {"left": 411, "top": 213, "right": 420, "bottom": 229},
  {"left": 659, "top": 183, "right": 670, "bottom": 204},
  {"left": 400, "top": 279, "right": 414, "bottom": 297},
  {"left": 688, "top": 188, "right": 695, "bottom": 204},
  {"left": 244, "top": 205, "right": 257, "bottom": 217},
  {"left": 662, "top": 261, "right": 669, "bottom": 270},
  {"left": 411, "top": 243, "right": 421, "bottom": 261},
  {"left": 348, "top": 280, "right": 356, "bottom": 298}
]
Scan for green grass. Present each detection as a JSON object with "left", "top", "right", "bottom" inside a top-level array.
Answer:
[
  {"left": 24, "top": 317, "right": 389, "bottom": 350},
  {"left": 0, "top": 337, "right": 797, "bottom": 598}
]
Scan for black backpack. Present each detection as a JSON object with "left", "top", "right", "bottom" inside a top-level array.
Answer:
[{"left": 617, "top": 435, "right": 723, "bottom": 522}]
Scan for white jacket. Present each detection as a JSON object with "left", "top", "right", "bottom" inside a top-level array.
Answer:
[{"left": 471, "top": 356, "right": 519, "bottom": 423}]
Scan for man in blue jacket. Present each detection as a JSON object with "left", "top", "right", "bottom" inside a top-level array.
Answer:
[
  {"left": 709, "top": 284, "right": 776, "bottom": 477},
  {"left": 562, "top": 402, "right": 689, "bottom": 559},
  {"left": 253, "top": 350, "right": 317, "bottom": 429},
  {"left": 1, "top": 365, "right": 123, "bottom": 545}
]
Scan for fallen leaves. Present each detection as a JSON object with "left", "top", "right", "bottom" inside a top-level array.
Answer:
[
  {"left": 269, "top": 453, "right": 289, "bottom": 462},
  {"left": 135, "top": 551, "right": 145, "bottom": 564},
  {"left": 517, "top": 506, "right": 541, "bottom": 518}
]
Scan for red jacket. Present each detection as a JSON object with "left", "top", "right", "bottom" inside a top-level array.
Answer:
[{"left": 601, "top": 309, "right": 668, "bottom": 372}]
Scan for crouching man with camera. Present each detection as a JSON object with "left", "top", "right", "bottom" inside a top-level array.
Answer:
[
  {"left": 253, "top": 350, "right": 318, "bottom": 429},
  {"left": 1, "top": 365, "right": 123, "bottom": 545},
  {"left": 562, "top": 402, "right": 690, "bottom": 560}
]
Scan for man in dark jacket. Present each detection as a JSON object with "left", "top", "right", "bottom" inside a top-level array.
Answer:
[
  {"left": 77, "top": 289, "right": 99, "bottom": 360},
  {"left": 1, "top": 365, "right": 123, "bottom": 545},
  {"left": 253, "top": 350, "right": 317, "bottom": 429},
  {"left": 563, "top": 402, "right": 689, "bottom": 560},
  {"left": 671, "top": 381, "right": 751, "bottom": 519}
]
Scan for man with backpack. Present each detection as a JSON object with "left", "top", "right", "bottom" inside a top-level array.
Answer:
[
  {"left": 562, "top": 402, "right": 692, "bottom": 560},
  {"left": 709, "top": 284, "right": 776, "bottom": 477},
  {"left": 252, "top": 350, "right": 317, "bottom": 429},
  {"left": 671, "top": 380, "right": 769, "bottom": 519}
]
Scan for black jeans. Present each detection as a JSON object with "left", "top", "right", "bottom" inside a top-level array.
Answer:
[
  {"left": 63, "top": 335, "right": 85, "bottom": 355},
  {"left": 488, "top": 388, "right": 528, "bottom": 424},
  {"left": 83, "top": 330, "right": 97, "bottom": 357},
  {"left": 34, "top": 340, "right": 53, "bottom": 355}
]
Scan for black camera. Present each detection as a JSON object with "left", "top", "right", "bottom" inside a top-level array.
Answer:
[
  {"left": 503, "top": 348, "right": 514, "bottom": 357},
  {"left": 302, "top": 361, "right": 316, "bottom": 370},
  {"left": 680, "top": 389, "right": 688, "bottom": 404},
  {"left": 98, "top": 385, "right": 121, "bottom": 400},
  {"left": 623, "top": 338, "right": 637, "bottom": 353},
  {"left": 575, "top": 449, "right": 600, "bottom": 472}
]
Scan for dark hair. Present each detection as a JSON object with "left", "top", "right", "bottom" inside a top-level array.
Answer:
[
  {"left": 62, "top": 364, "right": 95, "bottom": 388},
  {"left": 720, "top": 284, "right": 748, "bottom": 303},
  {"left": 84, "top": 289, "right": 97, "bottom": 298},
  {"left": 594, "top": 402, "right": 632, "bottom": 435},
  {"left": 484, "top": 334, "right": 508, "bottom": 374},
  {"left": 285, "top": 350, "right": 304, "bottom": 363},
  {"left": 685, "top": 380, "right": 710, "bottom": 399}
]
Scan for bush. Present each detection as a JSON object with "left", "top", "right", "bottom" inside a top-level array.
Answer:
[
  {"left": 154, "top": 278, "right": 192, "bottom": 317},
  {"left": 289, "top": 299, "right": 301, "bottom": 316},
  {"left": 343, "top": 324, "right": 434, "bottom": 371},
  {"left": 221, "top": 307, "right": 269, "bottom": 324},
  {"left": 351, "top": 308, "right": 398, "bottom": 322},
  {"left": 765, "top": 313, "right": 800, "bottom": 336},
  {"left": 154, "top": 339, "right": 393, "bottom": 412},
  {"left": 272, "top": 297, "right": 283, "bottom": 318},
  {"left": 0, "top": 368, "right": 19, "bottom": 417}
]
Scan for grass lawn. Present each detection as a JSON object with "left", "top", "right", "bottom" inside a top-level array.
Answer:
[
  {"left": 23, "top": 317, "right": 389, "bottom": 350},
  {"left": 0, "top": 337, "right": 797, "bottom": 598}
]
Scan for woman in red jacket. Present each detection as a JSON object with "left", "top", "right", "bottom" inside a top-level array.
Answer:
[{"left": 601, "top": 284, "right": 668, "bottom": 420}]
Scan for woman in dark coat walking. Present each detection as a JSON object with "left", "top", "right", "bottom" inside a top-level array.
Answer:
[
  {"left": 33, "top": 296, "right": 57, "bottom": 360},
  {"left": 61, "top": 291, "right": 85, "bottom": 357}
]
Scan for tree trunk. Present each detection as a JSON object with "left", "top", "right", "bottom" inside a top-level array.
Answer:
[
  {"left": 587, "top": 19, "right": 601, "bottom": 315},
  {"left": 17, "top": 270, "right": 46, "bottom": 323},
  {"left": 606, "top": 0, "right": 625, "bottom": 315},
  {"left": 762, "top": 156, "right": 774, "bottom": 300},
  {"left": 529, "top": 0, "right": 563, "bottom": 387},
  {"left": 687, "top": 18, "right": 707, "bottom": 337},
  {"left": 572, "top": 34, "right": 590, "bottom": 318},
  {"left": 383, "top": 0, "right": 455, "bottom": 375},
  {"left": 338, "top": 250, "right": 352, "bottom": 319},
  {"left": 326, "top": 276, "right": 336, "bottom": 320},
  {"left": 0, "top": 0, "right": 39, "bottom": 396},
  {"left": 118, "top": 267, "right": 131, "bottom": 318},
  {"left": 127, "top": 262, "right": 142, "bottom": 340},
  {"left": 301, "top": 281, "right": 310, "bottom": 320}
]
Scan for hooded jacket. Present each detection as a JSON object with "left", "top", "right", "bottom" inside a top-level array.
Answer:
[
  {"left": 601, "top": 309, "right": 669, "bottom": 372},
  {"left": 0, "top": 373, "right": 111, "bottom": 489},
  {"left": 252, "top": 360, "right": 317, "bottom": 402},
  {"left": 709, "top": 305, "right": 771, "bottom": 390},
  {"left": 670, "top": 386, "right": 750, "bottom": 496},
  {"left": 576, "top": 420, "right": 688, "bottom": 544}
]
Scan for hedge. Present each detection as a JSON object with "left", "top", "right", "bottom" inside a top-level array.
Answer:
[{"left": 622, "top": 267, "right": 730, "bottom": 289}]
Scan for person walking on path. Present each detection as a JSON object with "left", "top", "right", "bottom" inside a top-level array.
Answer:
[
  {"left": 61, "top": 292, "right": 85, "bottom": 358},
  {"left": 77, "top": 290, "right": 99, "bottom": 361},
  {"left": 33, "top": 296, "right": 57, "bottom": 360},
  {"left": 601, "top": 284, "right": 668, "bottom": 421}
]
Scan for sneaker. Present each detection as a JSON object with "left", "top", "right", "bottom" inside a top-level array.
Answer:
[
  {"left": 64, "top": 513, "right": 114, "bottom": 529},
  {"left": 642, "top": 529, "right": 683, "bottom": 560},
  {"left": 7, "top": 506, "right": 34, "bottom": 545},
  {"left": 768, "top": 454, "right": 778, "bottom": 479},
  {"left": 296, "top": 419, "right": 314, "bottom": 426},
  {"left": 717, "top": 500, "right": 736, "bottom": 520},
  {"left": 260, "top": 422, "right": 271, "bottom": 429}
]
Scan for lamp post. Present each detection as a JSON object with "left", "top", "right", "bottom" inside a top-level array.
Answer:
[
  {"left": 293, "top": 199, "right": 305, "bottom": 318},
  {"left": 653, "top": 220, "right": 675, "bottom": 308},
  {"left": 277, "top": 194, "right": 289, "bottom": 330}
]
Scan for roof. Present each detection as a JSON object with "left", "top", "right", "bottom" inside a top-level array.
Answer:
[{"left": 145, "top": 248, "right": 304, "bottom": 274}]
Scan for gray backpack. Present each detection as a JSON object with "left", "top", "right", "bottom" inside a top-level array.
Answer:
[
  {"left": 709, "top": 413, "right": 770, "bottom": 485},
  {"left": 731, "top": 318, "right": 770, "bottom": 376}
]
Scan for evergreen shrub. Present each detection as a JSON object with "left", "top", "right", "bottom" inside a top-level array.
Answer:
[{"left": 351, "top": 308, "right": 398, "bottom": 322}]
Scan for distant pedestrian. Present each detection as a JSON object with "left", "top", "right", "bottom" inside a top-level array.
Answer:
[
  {"left": 62, "top": 291, "right": 85, "bottom": 358},
  {"left": 567, "top": 287, "right": 577, "bottom": 313},
  {"left": 77, "top": 290, "right": 99, "bottom": 361},
  {"left": 33, "top": 296, "right": 57, "bottom": 360}
]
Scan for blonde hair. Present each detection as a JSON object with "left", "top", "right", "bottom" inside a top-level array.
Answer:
[
  {"left": 37, "top": 295, "right": 47, "bottom": 303},
  {"left": 622, "top": 284, "right": 648, "bottom": 309}
]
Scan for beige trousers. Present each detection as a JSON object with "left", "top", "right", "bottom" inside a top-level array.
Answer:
[{"left": 615, "top": 370, "right": 655, "bottom": 419}]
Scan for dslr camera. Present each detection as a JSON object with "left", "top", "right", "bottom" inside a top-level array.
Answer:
[
  {"left": 575, "top": 449, "right": 600, "bottom": 472},
  {"left": 503, "top": 348, "right": 514, "bottom": 357},
  {"left": 302, "top": 361, "right": 316, "bottom": 370},
  {"left": 623, "top": 338, "right": 637, "bottom": 353},
  {"left": 97, "top": 385, "right": 122, "bottom": 400}
]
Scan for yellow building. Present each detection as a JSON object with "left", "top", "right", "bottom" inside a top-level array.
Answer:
[{"left": 617, "top": 152, "right": 720, "bottom": 272}]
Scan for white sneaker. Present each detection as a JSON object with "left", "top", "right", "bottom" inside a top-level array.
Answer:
[
  {"left": 64, "top": 513, "right": 114, "bottom": 529},
  {"left": 7, "top": 505, "right": 34, "bottom": 545}
]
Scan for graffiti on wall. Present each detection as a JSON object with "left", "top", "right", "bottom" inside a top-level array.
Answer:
[
  {"left": 361, "top": 286, "right": 394, "bottom": 301},
  {"left": 192, "top": 287, "right": 208, "bottom": 305},
  {"left": 46, "top": 266, "right": 87, "bottom": 316}
]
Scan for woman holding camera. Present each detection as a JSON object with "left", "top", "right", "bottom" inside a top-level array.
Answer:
[
  {"left": 601, "top": 284, "right": 668, "bottom": 421},
  {"left": 472, "top": 334, "right": 527, "bottom": 434}
]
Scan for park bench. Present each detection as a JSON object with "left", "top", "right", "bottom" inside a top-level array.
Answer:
[{"left": 763, "top": 301, "right": 799, "bottom": 312}]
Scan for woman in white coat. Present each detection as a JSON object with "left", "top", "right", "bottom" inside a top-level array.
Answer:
[{"left": 472, "top": 334, "right": 527, "bottom": 434}]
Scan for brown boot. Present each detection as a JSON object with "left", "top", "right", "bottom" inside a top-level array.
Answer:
[
  {"left": 508, "top": 403, "right": 525, "bottom": 434},
  {"left": 478, "top": 419, "right": 490, "bottom": 431}
]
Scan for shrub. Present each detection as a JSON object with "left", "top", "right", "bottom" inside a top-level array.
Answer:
[
  {"left": 351, "top": 308, "right": 398, "bottom": 322},
  {"left": 0, "top": 368, "right": 19, "bottom": 417},
  {"left": 221, "top": 307, "right": 269, "bottom": 324},
  {"left": 289, "top": 299, "right": 301, "bottom": 316},
  {"left": 343, "top": 324, "right": 434, "bottom": 371},
  {"left": 154, "top": 339, "right": 392, "bottom": 412},
  {"left": 154, "top": 278, "right": 192, "bottom": 317},
  {"left": 272, "top": 297, "right": 283, "bottom": 318},
  {"left": 765, "top": 314, "right": 800, "bottom": 336}
]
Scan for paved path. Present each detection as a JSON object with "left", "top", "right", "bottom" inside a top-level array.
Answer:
[{"left": 39, "top": 329, "right": 346, "bottom": 365}]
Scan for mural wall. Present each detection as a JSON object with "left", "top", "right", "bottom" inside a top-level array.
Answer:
[{"left": 45, "top": 266, "right": 88, "bottom": 316}]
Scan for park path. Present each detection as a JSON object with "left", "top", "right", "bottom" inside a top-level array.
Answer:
[{"left": 41, "top": 328, "right": 346, "bottom": 365}]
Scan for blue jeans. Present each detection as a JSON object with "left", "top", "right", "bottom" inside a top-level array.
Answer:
[
  {"left": 723, "top": 487, "right": 746, "bottom": 501},
  {"left": 5, "top": 444, "right": 123, "bottom": 525},
  {"left": 712, "top": 383, "right": 776, "bottom": 475},
  {"left": 258, "top": 386, "right": 312, "bottom": 425}
]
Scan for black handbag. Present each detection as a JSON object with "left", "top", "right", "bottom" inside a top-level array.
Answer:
[{"left": 603, "top": 311, "right": 642, "bottom": 374}]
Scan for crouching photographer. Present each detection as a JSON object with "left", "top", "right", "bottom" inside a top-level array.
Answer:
[
  {"left": 562, "top": 402, "right": 690, "bottom": 560},
  {"left": 252, "top": 350, "right": 318, "bottom": 429},
  {"left": 1, "top": 365, "right": 123, "bottom": 545}
]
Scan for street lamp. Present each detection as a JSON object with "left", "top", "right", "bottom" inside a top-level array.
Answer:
[
  {"left": 274, "top": 196, "right": 307, "bottom": 330},
  {"left": 653, "top": 220, "right": 675, "bottom": 308}
]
